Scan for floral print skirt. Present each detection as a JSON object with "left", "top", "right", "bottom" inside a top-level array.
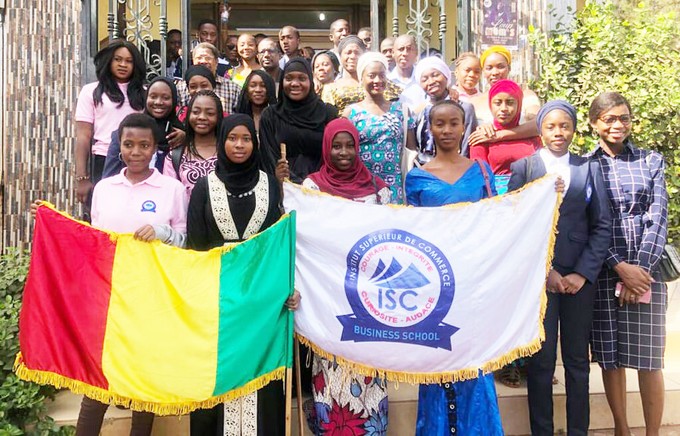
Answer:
[{"left": 306, "top": 354, "right": 388, "bottom": 435}]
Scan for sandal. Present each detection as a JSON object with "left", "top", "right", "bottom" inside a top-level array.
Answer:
[{"left": 496, "top": 366, "right": 521, "bottom": 388}]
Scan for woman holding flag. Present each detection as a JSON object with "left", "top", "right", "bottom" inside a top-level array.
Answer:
[
  {"left": 34, "top": 112, "right": 188, "bottom": 436},
  {"left": 303, "top": 118, "right": 391, "bottom": 434},
  {"left": 405, "top": 100, "right": 503, "bottom": 435},
  {"left": 187, "top": 114, "right": 300, "bottom": 435}
]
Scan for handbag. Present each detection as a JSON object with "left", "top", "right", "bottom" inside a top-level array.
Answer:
[
  {"left": 475, "top": 159, "right": 494, "bottom": 198},
  {"left": 659, "top": 244, "right": 680, "bottom": 282},
  {"left": 641, "top": 151, "right": 678, "bottom": 283}
]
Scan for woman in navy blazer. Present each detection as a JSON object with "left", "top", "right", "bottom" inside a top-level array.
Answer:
[{"left": 507, "top": 100, "right": 611, "bottom": 436}]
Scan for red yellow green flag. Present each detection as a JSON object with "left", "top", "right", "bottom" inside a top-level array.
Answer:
[{"left": 15, "top": 205, "right": 295, "bottom": 415}]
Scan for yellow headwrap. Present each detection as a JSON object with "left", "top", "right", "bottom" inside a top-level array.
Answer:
[{"left": 480, "top": 45, "right": 512, "bottom": 67}]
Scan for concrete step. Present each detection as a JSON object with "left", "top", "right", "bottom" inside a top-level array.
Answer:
[
  {"left": 47, "top": 363, "right": 680, "bottom": 436},
  {"left": 47, "top": 281, "right": 680, "bottom": 435}
]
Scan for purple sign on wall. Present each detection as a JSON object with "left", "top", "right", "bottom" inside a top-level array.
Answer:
[{"left": 481, "top": 0, "right": 519, "bottom": 49}]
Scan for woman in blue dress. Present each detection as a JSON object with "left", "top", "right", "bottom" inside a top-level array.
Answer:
[{"left": 405, "top": 100, "right": 503, "bottom": 435}]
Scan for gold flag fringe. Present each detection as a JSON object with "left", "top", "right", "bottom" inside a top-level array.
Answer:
[
  {"left": 295, "top": 181, "right": 563, "bottom": 385},
  {"left": 14, "top": 354, "right": 286, "bottom": 416}
]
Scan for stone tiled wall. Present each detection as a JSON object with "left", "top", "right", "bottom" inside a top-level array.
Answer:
[{"left": 1, "top": 0, "right": 82, "bottom": 249}]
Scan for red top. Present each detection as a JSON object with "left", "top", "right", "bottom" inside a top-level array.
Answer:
[
  {"left": 471, "top": 79, "right": 542, "bottom": 175},
  {"left": 470, "top": 138, "right": 542, "bottom": 176}
]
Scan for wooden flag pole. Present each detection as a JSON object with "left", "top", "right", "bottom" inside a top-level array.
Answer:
[
  {"left": 281, "top": 143, "right": 287, "bottom": 161},
  {"left": 285, "top": 366, "right": 293, "bottom": 436},
  {"left": 294, "top": 338, "right": 305, "bottom": 436}
]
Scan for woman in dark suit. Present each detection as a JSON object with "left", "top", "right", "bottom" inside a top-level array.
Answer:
[{"left": 507, "top": 100, "right": 611, "bottom": 436}]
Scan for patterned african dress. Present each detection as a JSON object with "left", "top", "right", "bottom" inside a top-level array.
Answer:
[
  {"left": 587, "top": 141, "right": 668, "bottom": 370},
  {"left": 307, "top": 356, "right": 388, "bottom": 436},
  {"left": 347, "top": 101, "right": 416, "bottom": 205}
]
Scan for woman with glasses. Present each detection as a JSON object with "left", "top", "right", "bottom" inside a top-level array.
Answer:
[{"left": 586, "top": 92, "right": 669, "bottom": 436}]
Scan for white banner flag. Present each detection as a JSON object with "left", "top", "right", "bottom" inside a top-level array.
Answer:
[{"left": 284, "top": 176, "right": 560, "bottom": 383}]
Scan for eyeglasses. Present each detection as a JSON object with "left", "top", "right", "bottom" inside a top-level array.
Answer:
[
  {"left": 226, "top": 44, "right": 236, "bottom": 50},
  {"left": 258, "top": 48, "right": 279, "bottom": 55},
  {"left": 599, "top": 114, "right": 632, "bottom": 126}
]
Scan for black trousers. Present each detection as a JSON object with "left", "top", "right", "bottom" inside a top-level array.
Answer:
[
  {"left": 527, "top": 284, "right": 595, "bottom": 436},
  {"left": 82, "top": 155, "right": 106, "bottom": 221},
  {"left": 76, "top": 396, "right": 154, "bottom": 436}
]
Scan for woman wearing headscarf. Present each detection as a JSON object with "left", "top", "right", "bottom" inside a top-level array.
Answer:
[
  {"left": 259, "top": 57, "right": 338, "bottom": 183},
  {"left": 102, "top": 76, "right": 185, "bottom": 178},
  {"left": 508, "top": 101, "right": 611, "bottom": 435},
  {"left": 234, "top": 70, "right": 277, "bottom": 132},
  {"left": 325, "top": 36, "right": 402, "bottom": 113},
  {"left": 311, "top": 50, "right": 340, "bottom": 104},
  {"left": 177, "top": 65, "right": 218, "bottom": 122},
  {"left": 303, "top": 119, "right": 390, "bottom": 435},
  {"left": 303, "top": 118, "right": 391, "bottom": 203},
  {"left": 470, "top": 79, "right": 542, "bottom": 195},
  {"left": 343, "top": 52, "right": 417, "bottom": 204},
  {"left": 187, "top": 114, "right": 300, "bottom": 435},
  {"left": 467, "top": 45, "right": 541, "bottom": 149},
  {"left": 414, "top": 56, "right": 477, "bottom": 160}
]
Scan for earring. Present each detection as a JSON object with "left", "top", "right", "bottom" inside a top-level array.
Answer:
[{"left": 118, "top": 152, "right": 124, "bottom": 162}]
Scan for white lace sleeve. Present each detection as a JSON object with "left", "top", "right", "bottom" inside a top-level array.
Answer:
[{"left": 152, "top": 224, "right": 186, "bottom": 248}]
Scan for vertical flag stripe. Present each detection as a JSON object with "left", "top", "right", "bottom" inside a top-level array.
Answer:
[
  {"left": 19, "top": 208, "right": 115, "bottom": 389},
  {"left": 102, "top": 236, "right": 221, "bottom": 403},
  {"left": 213, "top": 216, "right": 294, "bottom": 396}
]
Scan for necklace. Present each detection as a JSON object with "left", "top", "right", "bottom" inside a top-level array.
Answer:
[{"left": 226, "top": 188, "right": 256, "bottom": 199}]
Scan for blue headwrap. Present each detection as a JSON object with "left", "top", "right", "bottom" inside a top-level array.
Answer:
[{"left": 536, "top": 100, "right": 577, "bottom": 131}]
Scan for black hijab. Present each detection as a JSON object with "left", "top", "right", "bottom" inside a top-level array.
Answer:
[
  {"left": 184, "top": 65, "right": 216, "bottom": 89},
  {"left": 235, "top": 70, "right": 277, "bottom": 118},
  {"left": 215, "top": 114, "right": 261, "bottom": 195},
  {"left": 145, "top": 77, "right": 183, "bottom": 150},
  {"left": 272, "top": 57, "right": 336, "bottom": 130}
]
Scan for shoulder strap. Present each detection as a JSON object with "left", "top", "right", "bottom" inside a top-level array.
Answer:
[
  {"left": 170, "top": 147, "right": 183, "bottom": 180},
  {"left": 527, "top": 155, "right": 533, "bottom": 181},
  {"left": 475, "top": 159, "right": 493, "bottom": 198}
]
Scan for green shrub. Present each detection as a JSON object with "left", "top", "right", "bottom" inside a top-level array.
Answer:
[
  {"left": 0, "top": 249, "right": 74, "bottom": 435},
  {"left": 529, "top": 1, "right": 680, "bottom": 242}
]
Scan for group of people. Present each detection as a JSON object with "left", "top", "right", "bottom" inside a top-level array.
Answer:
[{"left": 63, "top": 16, "right": 669, "bottom": 436}]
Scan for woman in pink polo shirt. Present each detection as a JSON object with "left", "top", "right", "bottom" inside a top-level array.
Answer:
[
  {"left": 35, "top": 113, "right": 188, "bottom": 435},
  {"left": 74, "top": 40, "right": 146, "bottom": 206}
]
